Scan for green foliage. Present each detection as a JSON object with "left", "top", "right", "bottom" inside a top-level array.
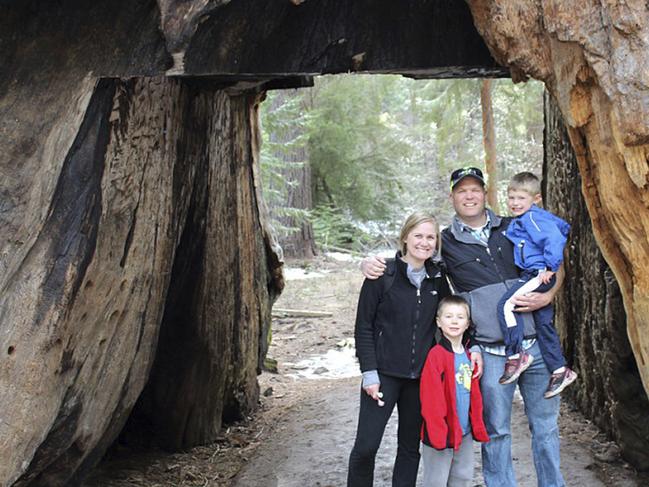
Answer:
[
  {"left": 310, "top": 205, "right": 373, "bottom": 252},
  {"left": 259, "top": 75, "right": 544, "bottom": 252},
  {"left": 307, "top": 75, "right": 410, "bottom": 223}
]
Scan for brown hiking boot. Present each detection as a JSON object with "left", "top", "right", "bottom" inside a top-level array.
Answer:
[
  {"left": 499, "top": 351, "right": 534, "bottom": 385},
  {"left": 544, "top": 368, "right": 578, "bottom": 398}
]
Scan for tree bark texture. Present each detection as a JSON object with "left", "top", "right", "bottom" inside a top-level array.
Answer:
[
  {"left": 0, "top": 74, "right": 282, "bottom": 485},
  {"left": 544, "top": 92, "right": 649, "bottom": 469},
  {"left": 1, "top": 2, "right": 497, "bottom": 484},
  {"left": 467, "top": 0, "right": 649, "bottom": 421},
  {"left": 180, "top": 0, "right": 505, "bottom": 78}
]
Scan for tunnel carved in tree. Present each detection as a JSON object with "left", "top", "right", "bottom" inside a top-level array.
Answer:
[
  {"left": 0, "top": 1, "right": 498, "bottom": 484},
  {"left": 2, "top": 0, "right": 649, "bottom": 485}
]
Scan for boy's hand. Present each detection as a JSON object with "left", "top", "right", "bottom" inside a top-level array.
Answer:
[
  {"left": 360, "top": 256, "right": 387, "bottom": 279},
  {"left": 470, "top": 351, "right": 483, "bottom": 379},
  {"left": 538, "top": 270, "right": 555, "bottom": 285}
]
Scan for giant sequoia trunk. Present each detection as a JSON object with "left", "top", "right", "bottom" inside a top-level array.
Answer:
[
  {"left": 467, "top": 0, "right": 649, "bottom": 445},
  {"left": 0, "top": 2, "right": 500, "bottom": 485},
  {"left": 0, "top": 75, "right": 282, "bottom": 485},
  {"left": 544, "top": 93, "right": 649, "bottom": 469}
]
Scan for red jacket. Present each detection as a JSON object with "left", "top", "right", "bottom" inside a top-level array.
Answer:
[{"left": 420, "top": 337, "right": 489, "bottom": 450}]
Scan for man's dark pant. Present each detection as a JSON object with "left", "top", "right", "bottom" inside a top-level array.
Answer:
[
  {"left": 496, "top": 273, "right": 566, "bottom": 372},
  {"left": 347, "top": 373, "right": 422, "bottom": 487}
]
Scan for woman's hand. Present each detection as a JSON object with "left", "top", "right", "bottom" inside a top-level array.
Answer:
[
  {"left": 360, "top": 256, "right": 387, "bottom": 280},
  {"left": 363, "top": 384, "right": 385, "bottom": 407}
]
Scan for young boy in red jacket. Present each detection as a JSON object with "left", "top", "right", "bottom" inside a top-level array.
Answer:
[{"left": 420, "top": 296, "right": 489, "bottom": 486}]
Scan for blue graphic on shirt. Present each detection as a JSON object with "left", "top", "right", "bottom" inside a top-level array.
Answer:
[{"left": 454, "top": 351, "right": 472, "bottom": 435}]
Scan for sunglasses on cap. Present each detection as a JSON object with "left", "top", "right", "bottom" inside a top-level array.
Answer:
[{"left": 450, "top": 167, "right": 486, "bottom": 190}]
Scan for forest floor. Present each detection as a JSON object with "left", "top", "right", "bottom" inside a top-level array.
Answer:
[{"left": 86, "top": 254, "right": 648, "bottom": 487}]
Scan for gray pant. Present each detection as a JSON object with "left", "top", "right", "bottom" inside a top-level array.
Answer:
[{"left": 421, "top": 433, "right": 474, "bottom": 487}]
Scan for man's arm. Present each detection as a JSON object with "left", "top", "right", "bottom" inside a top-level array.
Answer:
[
  {"left": 360, "top": 255, "right": 387, "bottom": 279},
  {"left": 511, "top": 263, "right": 565, "bottom": 312}
]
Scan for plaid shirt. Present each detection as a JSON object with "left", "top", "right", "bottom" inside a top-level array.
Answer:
[{"left": 455, "top": 213, "right": 492, "bottom": 246}]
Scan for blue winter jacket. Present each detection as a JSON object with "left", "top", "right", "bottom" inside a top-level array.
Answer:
[{"left": 506, "top": 205, "right": 571, "bottom": 272}]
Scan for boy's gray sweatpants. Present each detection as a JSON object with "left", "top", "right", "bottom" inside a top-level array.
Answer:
[{"left": 420, "top": 433, "right": 474, "bottom": 487}]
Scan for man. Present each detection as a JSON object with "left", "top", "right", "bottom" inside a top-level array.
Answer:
[{"left": 362, "top": 167, "right": 565, "bottom": 487}]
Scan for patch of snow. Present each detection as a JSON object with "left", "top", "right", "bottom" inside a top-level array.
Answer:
[
  {"left": 375, "top": 248, "right": 396, "bottom": 258},
  {"left": 324, "top": 251, "right": 356, "bottom": 262},
  {"left": 284, "top": 346, "right": 360, "bottom": 380},
  {"left": 283, "top": 267, "right": 329, "bottom": 280}
]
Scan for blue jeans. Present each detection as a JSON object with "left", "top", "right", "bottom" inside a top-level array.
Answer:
[{"left": 480, "top": 342, "right": 565, "bottom": 487}]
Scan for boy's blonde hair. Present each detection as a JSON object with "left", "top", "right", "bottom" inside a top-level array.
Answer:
[
  {"left": 399, "top": 211, "right": 441, "bottom": 257},
  {"left": 436, "top": 296, "right": 471, "bottom": 318},
  {"left": 508, "top": 171, "right": 541, "bottom": 196}
]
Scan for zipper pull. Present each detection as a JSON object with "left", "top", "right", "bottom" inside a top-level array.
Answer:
[{"left": 416, "top": 289, "right": 421, "bottom": 297}]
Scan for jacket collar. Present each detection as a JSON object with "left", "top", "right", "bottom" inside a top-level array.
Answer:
[
  {"left": 438, "top": 334, "right": 469, "bottom": 354},
  {"left": 395, "top": 251, "right": 442, "bottom": 278},
  {"left": 449, "top": 208, "right": 502, "bottom": 245}
]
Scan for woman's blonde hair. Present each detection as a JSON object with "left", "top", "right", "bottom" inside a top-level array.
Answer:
[{"left": 399, "top": 211, "right": 441, "bottom": 258}]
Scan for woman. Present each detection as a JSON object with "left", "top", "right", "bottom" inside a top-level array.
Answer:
[{"left": 348, "top": 211, "right": 451, "bottom": 487}]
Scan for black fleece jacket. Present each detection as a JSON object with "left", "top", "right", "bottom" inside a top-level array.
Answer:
[{"left": 354, "top": 254, "right": 451, "bottom": 379}]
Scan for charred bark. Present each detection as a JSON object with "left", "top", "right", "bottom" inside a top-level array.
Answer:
[
  {"left": 182, "top": 0, "right": 505, "bottom": 78},
  {"left": 0, "top": 75, "right": 282, "bottom": 485},
  {"left": 122, "top": 90, "right": 282, "bottom": 450},
  {"left": 4, "top": 0, "right": 649, "bottom": 483}
]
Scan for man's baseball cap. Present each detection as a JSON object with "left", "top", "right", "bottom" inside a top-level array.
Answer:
[{"left": 450, "top": 167, "right": 486, "bottom": 190}]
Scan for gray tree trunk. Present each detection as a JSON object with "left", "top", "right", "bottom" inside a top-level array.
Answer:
[{"left": 264, "top": 92, "right": 317, "bottom": 260}]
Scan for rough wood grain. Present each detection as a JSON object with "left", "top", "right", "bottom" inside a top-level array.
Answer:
[
  {"left": 0, "top": 75, "right": 282, "bottom": 485},
  {"left": 179, "top": 0, "right": 507, "bottom": 78},
  {"left": 467, "top": 0, "right": 649, "bottom": 420},
  {"left": 544, "top": 92, "right": 649, "bottom": 469}
]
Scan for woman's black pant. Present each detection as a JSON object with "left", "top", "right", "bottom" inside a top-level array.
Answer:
[{"left": 347, "top": 373, "right": 422, "bottom": 487}]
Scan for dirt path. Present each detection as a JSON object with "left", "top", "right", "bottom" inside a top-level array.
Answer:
[
  {"left": 234, "top": 255, "right": 643, "bottom": 487},
  {"left": 233, "top": 377, "right": 606, "bottom": 487},
  {"left": 85, "top": 255, "right": 646, "bottom": 486}
]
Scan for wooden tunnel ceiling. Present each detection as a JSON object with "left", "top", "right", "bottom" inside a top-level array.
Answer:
[{"left": 1, "top": 0, "right": 509, "bottom": 91}]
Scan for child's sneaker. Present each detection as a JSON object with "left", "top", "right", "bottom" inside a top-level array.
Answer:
[
  {"left": 499, "top": 351, "right": 534, "bottom": 384},
  {"left": 543, "top": 368, "right": 578, "bottom": 398}
]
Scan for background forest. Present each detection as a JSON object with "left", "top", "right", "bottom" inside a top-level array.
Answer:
[{"left": 259, "top": 75, "right": 544, "bottom": 258}]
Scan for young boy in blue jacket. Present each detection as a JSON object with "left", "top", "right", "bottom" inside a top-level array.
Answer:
[{"left": 497, "top": 172, "right": 577, "bottom": 398}]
